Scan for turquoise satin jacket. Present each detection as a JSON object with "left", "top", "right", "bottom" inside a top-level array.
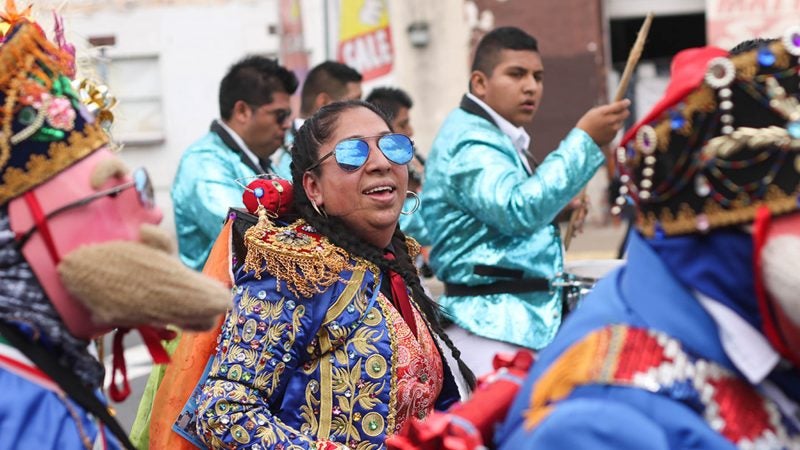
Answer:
[
  {"left": 399, "top": 197, "right": 430, "bottom": 245},
  {"left": 172, "top": 127, "right": 261, "bottom": 271},
  {"left": 421, "top": 97, "right": 604, "bottom": 349}
]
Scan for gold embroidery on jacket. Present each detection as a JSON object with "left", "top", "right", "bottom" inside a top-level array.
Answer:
[{"left": 243, "top": 219, "right": 352, "bottom": 298}]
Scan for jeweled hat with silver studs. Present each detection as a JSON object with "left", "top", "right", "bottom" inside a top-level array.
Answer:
[
  {"left": 0, "top": 17, "right": 110, "bottom": 206},
  {"left": 615, "top": 27, "right": 800, "bottom": 237}
]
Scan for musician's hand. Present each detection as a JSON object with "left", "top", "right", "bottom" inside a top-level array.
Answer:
[{"left": 576, "top": 99, "right": 631, "bottom": 147}]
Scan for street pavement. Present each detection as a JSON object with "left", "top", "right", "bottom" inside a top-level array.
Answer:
[{"left": 109, "top": 221, "right": 630, "bottom": 434}]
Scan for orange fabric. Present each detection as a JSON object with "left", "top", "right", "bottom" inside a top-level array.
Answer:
[{"left": 148, "top": 221, "right": 233, "bottom": 449}]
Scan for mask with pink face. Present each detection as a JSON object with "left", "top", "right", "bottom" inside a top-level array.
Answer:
[{"left": 8, "top": 148, "right": 163, "bottom": 339}]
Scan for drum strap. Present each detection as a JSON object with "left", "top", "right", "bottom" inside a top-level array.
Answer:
[
  {"left": 443, "top": 265, "right": 550, "bottom": 297},
  {"left": 444, "top": 279, "right": 550, "bottom": 297}
]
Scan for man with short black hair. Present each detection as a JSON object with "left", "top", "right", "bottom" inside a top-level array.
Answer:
[
  {"left": 172, "top": 55, "right": 298, "bottom": 270},
  {"left": 366, "top": 86, "right": 414, "bottom": 136},
  {"left": 422, "top": 27, "right": 629, "bottom": 373},
  {"left": 273, "top": 61, "right": 363, "bottom": 178}
]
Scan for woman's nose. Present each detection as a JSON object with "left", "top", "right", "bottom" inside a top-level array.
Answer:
[{"left": 363, "top": 142, "right": 392, "bottom": 171}]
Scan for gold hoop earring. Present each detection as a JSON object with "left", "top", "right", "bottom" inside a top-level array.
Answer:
[
  {"left": 311, "top": 200, "right": 328, "bottom": 218},
  {"left": 401, "top": 191, "right": 420, "bottom": 216}
]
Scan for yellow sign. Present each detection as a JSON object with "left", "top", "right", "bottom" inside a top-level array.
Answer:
[{"left": 337, "top": 0, "right": 394, "bottom": 81}]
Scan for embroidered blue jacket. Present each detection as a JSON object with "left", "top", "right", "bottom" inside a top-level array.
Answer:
[{"left": 195, "top": 222, "right": 460, "bottom": 449}]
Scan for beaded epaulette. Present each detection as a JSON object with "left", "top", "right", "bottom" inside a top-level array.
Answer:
[
  {"left": 525, "top": 325, "right": 800, "bottom": 448},
  {"left": 243, "top": 216, "right": 353, "bottom": 298}
]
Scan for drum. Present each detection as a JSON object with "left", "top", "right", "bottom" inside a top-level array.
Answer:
[{"left": 554, "top": 259, "right": 625, "bottom": 312}]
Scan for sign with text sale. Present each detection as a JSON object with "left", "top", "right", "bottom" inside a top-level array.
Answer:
[
  {"left": 337, "top": 0, "right": 394, "bottom": 81},
  {"left": 707, "top": 0, "right": 800, "bottom": 50}
]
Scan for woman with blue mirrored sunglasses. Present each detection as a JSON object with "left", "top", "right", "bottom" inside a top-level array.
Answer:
[
  {"left": 305, "top": 133, "right": 414, "bottom": 172},
  {"left": 196, "top": 100, "right": 476, "bottom": 449}
]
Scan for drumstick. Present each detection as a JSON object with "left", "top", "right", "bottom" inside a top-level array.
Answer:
[{"left": 564, "top": 12, "right": 653, "bottom": 250}]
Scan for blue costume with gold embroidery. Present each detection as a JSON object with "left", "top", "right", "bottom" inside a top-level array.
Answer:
[
  {"left": 195, "top": 219, "right": 459, "bottom": 449},
  {"left": 421, "top": 95, "right": 604, "bottom": 349}
]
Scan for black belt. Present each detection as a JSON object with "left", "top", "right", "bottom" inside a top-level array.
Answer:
[
  {"left": 444, "top": 264, "right": 550, "bottom": 296},
  {"left": 444, "top": 278, "right": 550, "bottom": 296}
]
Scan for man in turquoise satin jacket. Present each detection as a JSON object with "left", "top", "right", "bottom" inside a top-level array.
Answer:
[
  {"left": 171, "top": 56, "right": 298, "bottom": 271},
  {"left": 422, "top": 27, "right": 630, "bottom": 372}
]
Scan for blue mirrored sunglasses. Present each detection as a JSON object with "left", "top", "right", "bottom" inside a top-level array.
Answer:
[{"left": 306, "top": 133, "right": 414, "bottom": 172}]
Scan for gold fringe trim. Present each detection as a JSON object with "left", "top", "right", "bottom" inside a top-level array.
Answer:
[
  {"left": 0, "top": 122, "right": 108, "bottom": 204},
  {"left": 405, "top": 235, "right": 421, "bottom": 260},
  {"left": 243, "top": 217, "right": 354, "bottom": 298},
  {"left": 637, "top": 185, "right": 800, "bottom": 237},
  {"left": 652, "top": 85, "right": 717, "bottom": 155},
  {"left": 731, "top": 41, "right": 792, "bottom": 83}
]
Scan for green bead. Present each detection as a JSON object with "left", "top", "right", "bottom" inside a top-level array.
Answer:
[
  {"left": 32, "top": 127, "right": 65, "bottom": 142},
  {"left": 18, "top": 107, "right": 36, "bottom": 125}
]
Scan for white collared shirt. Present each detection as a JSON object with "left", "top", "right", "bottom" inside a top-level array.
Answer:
[
  {"left": 696, "top": 291, "right": 779, "bottom": 384},
  {"left": 466, "top": 92, "right": 533, "bottom": 174},
  {"left": 217, "top": 119, "right": 262, "bottom": 170},
  {"left": 292, "top": 117, "right": 305, "bottom": 134},
  {"left": 696, "top": 291, "right": 799, "bottom": 428}
]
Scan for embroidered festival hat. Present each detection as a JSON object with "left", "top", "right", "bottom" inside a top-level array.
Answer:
[
  {"left": 0, "top": 11, "right": 110, "bottom": 206},
  {"left": 614, "top": 29, "right": 800, "bottom": 237}
]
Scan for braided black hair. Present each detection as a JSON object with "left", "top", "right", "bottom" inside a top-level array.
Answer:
[{"left": 290, "top": 100, "right": 476, "bottom": 390}]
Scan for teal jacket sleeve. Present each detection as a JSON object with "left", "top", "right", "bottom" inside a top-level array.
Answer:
[
  {"left": 399, "top": 197, "right": 431, "bottom": 246},
  {"left": 179, "top": 151, "right": 247, "bottom": 242},
  {"left": 449, "top": 128, "right": 604, "bottom": 236}
]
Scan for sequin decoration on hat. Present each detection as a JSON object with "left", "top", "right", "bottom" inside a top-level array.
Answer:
[
  {"left": 0, "top": 6, "right": 110, "bottom": 205},
  {"left": 615, "top": 37, "right": 800, "bottom": 237}
]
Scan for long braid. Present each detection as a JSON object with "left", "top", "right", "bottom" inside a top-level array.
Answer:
[
  {"left": 290, "top": 100, "right": 476, "bottom": 391},
  {"left": 389, "top": 228, "right": 477, "bottom": 390}
]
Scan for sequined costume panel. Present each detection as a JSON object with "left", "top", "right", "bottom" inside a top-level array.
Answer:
[
  {"left": 421, "top": 105, "right": 604, "bottom": 349},
  {"left": 384, "top": 298, "right": 443, "bottom": 433},
  {"left": 497, "top": 233, "right": 800, "bottom": 449},
  {"left": 172, "top": 131, "right": 260, "bottom": 271},
  {"left": 195, "top": 223, "right": 458, "bottom": 449}
]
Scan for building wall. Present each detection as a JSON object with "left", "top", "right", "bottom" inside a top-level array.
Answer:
[
  {"left": 299, "top": 0, "right": 471, "bottom": 156},
  {"left": 39, "top": 0, "right": 282, "bottom": 234},
  {"left": 386, "top": 0, "right": 472, "bottom": 155}
]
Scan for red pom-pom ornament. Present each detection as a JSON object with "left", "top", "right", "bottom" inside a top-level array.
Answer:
[{"left": 242, "top": 178, "right": 294, "bottom": 216}]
